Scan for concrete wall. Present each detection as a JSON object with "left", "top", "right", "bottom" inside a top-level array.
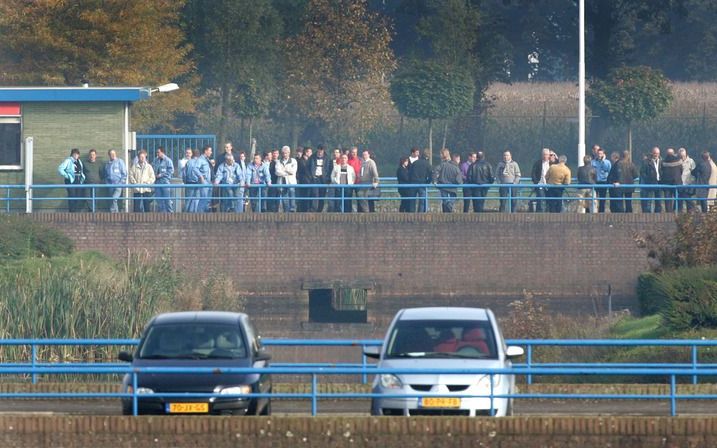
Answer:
[
  {"left": 32, "top": 213, "right": 675, "bottom": 338},
  {"left": 0, "top": 415, "right": 713, "bottom": 447},
  {"left": 2, "top": 102, "right": 125, "bottom": 209}
]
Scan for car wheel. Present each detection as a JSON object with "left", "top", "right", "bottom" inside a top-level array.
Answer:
[
  {"left": 121, "top": 404, "right": 133, "bottom": 416},
  {"left": 505, "top": 398, "right": 514, "bottom": 417},
  {"left": 260, "top": 400, "right": 271, "bottom": 416}
]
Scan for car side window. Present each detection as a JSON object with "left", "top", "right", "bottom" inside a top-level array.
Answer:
[{"left": 245, "top": 319, "right": 261, "bottom": 355}]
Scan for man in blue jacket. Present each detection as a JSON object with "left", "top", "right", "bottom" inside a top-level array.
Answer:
[
  {"left": 591, "top": 147, "right": 612, "bottom": 213},
  {"left": 197, "top": 145, "right": 213, "bottom": 212},
  {"left": 57, "top": 148, "right": 85, "bottom": 212},
  {"left": 104, "top": 149, "right": 127, "bottom": 213},
  {"left": 246, "top": 153, "right": 272, "bottom": 212},
  {"left": 152, "top": 146, "right": 174, "bottom": 212},
  {"left": 183, "top": 148, "right": 201, "bottom": 212}
]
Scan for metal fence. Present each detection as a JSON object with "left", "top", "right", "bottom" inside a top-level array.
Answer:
[
  {"left": 136, "top": 134, "right": 216, "bottom": 167},
  {"left": 4, "top": 182, "right": 717, "bottom": 213}
]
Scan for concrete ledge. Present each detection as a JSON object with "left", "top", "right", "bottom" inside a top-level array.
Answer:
[
  {"left": 29, "top": 211, "right": 678, "bottom": 224},
  {"left": 0, "top": 415, "right": 715, "bottom": 447}
]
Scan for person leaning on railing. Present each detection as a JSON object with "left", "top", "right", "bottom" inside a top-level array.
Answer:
[
  {"left": 433, "top": 149, "right": 463, "bottom": 213},
  {"left": 609, "top": 150, "right": 638, "bottom": 214},
  {"left": 104, "top": 149, "right": 127, "bottom": 213},
  {"left": 407, "top": 149, "right": 432, "bottom": 213},
  {"left": 245, "top": 153, "right": 272, "bottom": 213},
  {"left": 307, "top": 146, "right": 332, "bottom": 212},
  {"left": 357, "top": 149, "right": 379, "bottom": 213},
  {"left": 128, "top": 150, "right": 156, "bottom": 213},
  {"left": 692, "top": 151, "right": 717, "bottom": 213},
  {"left": 661, "top": 148, "right": 683, "bottom": 214},
  {"left": 57, "top": 148, "right": 86, "bottom": 213},
  {"left": 496, "top": 150, "right": 521, "bottom": 213},
  {"left": 331, "top": 153, "right": 356, "bottom": 213},
  {"left": 640, "top": 147, "right": 663, "bottom": 213},
  {"left": 396, "top": 157, "right": 411, "bottom": 213},
  {"left": 466, "top": 151, "right": 494, "bottom": 213},
  {"left": 576, "top": 155, "right": 596, "bottom": 213},
  {"left": 545, "top": 155, "right": 571, "bottom": 213}
]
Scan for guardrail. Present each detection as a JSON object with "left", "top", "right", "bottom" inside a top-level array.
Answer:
[
  {"left": 3, "top": 182, "right": 716, "bottom": 213},
  {"left": 5, "top": 338, "right": 717, "bottom": 387},
  {"left": 0, "top": 364, "right": 713, "bottom": 416}
]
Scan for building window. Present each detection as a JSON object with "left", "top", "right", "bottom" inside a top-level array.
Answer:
[
  {"left": 0, "top": 118, "right": 21, "bottom": 169},
  {"left": 308, "top": 288, "right": 368, "bottom": 323}
]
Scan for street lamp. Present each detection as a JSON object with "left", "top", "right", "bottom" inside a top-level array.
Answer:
[
  {"left": 578, "top": 0, "right": 586, "bottom": 166},
  {"left": 150, "top": 83, "right": 179, "bottom": 94}
]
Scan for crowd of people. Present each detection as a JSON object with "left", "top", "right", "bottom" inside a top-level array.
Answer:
[{"left": 57, "top": 142, "right": 717, "bottom": 213}]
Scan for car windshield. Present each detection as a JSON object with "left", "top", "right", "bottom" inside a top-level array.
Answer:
[
  {"left": 138, "top": 323, "right": 247, "bottom": 359},
  {"left": 385, "top": 319, "right": 498, "bottom": 359}
]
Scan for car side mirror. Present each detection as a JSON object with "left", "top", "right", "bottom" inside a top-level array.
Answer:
[
  {"left": 255, "top": 349, "right": 271, "bottom": 362},
  {"left": 363, "top": 346, "right": 381, "bottom": 359},
  {"left": 505, "top": 346, "right": 524, "bottom": 359},
  {"left": 118, "top": 351, "right": 133, "bottom": 362}
]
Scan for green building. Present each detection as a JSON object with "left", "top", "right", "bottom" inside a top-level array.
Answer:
[{"left": 0, "top": 87, "right": 150, "bottom": 211}]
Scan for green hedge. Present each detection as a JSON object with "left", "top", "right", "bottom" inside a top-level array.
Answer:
[{"left": 637, "top": 266, "right": 717, "bottom": 331}]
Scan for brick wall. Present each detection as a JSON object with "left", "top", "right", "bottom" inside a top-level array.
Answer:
[
  {"left": 0, "top": 415, "right": 714, "bottom": 447},
  {"left": 32, "top": 213, "right": 674, "bottom": 337}
]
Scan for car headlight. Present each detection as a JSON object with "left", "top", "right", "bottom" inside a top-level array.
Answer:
[
  {"left": 216, "top": 385, "right": 252, "bottom": 395},
  {"left": 127, "top": 386, "right": 154, "bottom": 394},
  {"left": 379, "top": 374, "right": 403, "bottom": 389},
  {"left": 477, "top": 375, "right": 502, "bottom": 388}
]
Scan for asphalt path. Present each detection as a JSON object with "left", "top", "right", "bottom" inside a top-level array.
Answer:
[{"left": 0, "top": 399, "right": 714, "bottom": 416}]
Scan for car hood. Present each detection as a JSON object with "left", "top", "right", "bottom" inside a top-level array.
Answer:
[
  {"left": 128, "top": 358, "right": 261, "bottom": 392},
  {"left": 377, "top": 358, "right": 506, "bottom": 385}
]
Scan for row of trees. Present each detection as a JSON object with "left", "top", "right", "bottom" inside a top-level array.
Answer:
[{"left": 0, "top": 0, "right": 687, "bottom": 154}]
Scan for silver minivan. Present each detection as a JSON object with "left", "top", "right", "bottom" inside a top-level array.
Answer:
[{"left": 365, "top": 307, "right": 524, "bottom": 416}]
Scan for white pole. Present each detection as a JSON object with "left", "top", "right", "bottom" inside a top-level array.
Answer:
[
  {"left": 578, "top": 0, "right": 586, "bottom": 166},
  {"left": 24, "top": 137, "right": 33, "bottom": 213},
  {"left": 123, "top": 102, "right": 130, "bottom": 213}
]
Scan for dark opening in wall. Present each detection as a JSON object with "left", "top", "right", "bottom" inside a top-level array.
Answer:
[{"left": 308, "top": 288, "right": 367, "bottom": 323}]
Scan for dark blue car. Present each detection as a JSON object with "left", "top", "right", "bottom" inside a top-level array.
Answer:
[{"left": 118, "top": 311, "right": 272, "bottom": 415}]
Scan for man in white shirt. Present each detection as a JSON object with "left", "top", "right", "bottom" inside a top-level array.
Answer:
[{"left": 275, "top": 145, "right": 297, "bottom": 212}]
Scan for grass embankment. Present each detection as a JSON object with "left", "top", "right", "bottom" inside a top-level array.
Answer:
[{"left": 0, "top": 216, "right": 244, "bottom": 372}]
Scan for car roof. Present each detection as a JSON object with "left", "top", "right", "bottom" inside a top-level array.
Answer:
[
  {"left": 397, "top": 307, "right": 490, "bottom": 321},
  {"left": 150, "top": 311, "right": 246, "bottom": 326}
]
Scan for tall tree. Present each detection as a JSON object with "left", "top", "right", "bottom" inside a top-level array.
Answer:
[
  {"left": 391, "top": 62, "right": 474, "bottom": 160},
  {"left": 0, "top": 0, "right": 196, "bottom": 131},
  {"left": 588, "top": 66, "right": 673, "bottom": 155},
  {"left": 183, "top": 0, "right": 282, "bottom": 146},
  {"left": 284, "top": 0, "right": 396, "bottom": 147}
]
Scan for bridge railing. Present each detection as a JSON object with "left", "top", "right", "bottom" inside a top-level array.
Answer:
[
  {"left": 3, "top": 182, "right": 715, "bottom": 213},
  {"left": 0, "top": 364, "right": 713, "bottom": 416},
  {"left": 4, "top": 338, "right": 717, "bottom": 386}
]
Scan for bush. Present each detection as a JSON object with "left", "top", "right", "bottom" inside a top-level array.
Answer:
[
  {"left": 0, "top": 215, "right": 73, "bottom": 261},
  {"left": 637, "top": 266, "right": 717, "bottom": 331},
  {"left": 637, "top": 272, "right": 673, "bottom": 315},
  {"left": 661, "top": 266, "right": 717, "bottom": 331}
]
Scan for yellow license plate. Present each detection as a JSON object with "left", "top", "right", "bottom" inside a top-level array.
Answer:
[
  {"left": 166, "top": 403, "right": 209, "bottom": 413},
  {"left": 420, "top": 397, "right": 461, "bottom": 408}
]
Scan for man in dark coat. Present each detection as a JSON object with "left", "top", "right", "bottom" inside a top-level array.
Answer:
[
  {"left": 407, "top": 149, "right": 432, "bottom": 212},
  {"left": 467, "top": 151, "right": 494, "bottom": 212},
  {"left": 661, "top": 148, "right": 683, "bottom": 213},
  {"left": 640, "top": 147, "right": 663, "bottom": 213}
]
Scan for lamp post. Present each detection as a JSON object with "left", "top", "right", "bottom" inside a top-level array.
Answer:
[{"left": 578, "top": 0, "right": 586, "bottom": 166}]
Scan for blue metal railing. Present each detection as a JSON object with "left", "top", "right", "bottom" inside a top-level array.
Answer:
[
  {"left": 0, "top": 364, "right": 714, "bottom": 416},
  {"left": 6, "top": 338, "right": 717, "bottom": 387},
  {"left": 3, "top": 182, "right": 715, "bottom": 213}
]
